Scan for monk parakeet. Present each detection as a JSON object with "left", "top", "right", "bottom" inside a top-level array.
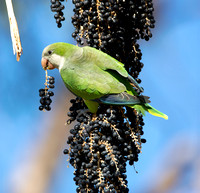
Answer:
[{"left": 41, "top": 43, "right": 168, "bottom": 120}]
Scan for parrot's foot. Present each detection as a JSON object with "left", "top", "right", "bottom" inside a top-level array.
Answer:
[{"left": 76, "top": 109, "right": 91, "bottom": 120}]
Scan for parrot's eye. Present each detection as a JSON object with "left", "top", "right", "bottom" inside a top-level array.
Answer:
[{"left": 48, "top": 50, "right": 53, "bottom": 55}]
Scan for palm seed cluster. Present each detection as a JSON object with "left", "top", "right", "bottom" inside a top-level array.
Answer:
[
  {"left": 50, "top": 0, "right": 65, "bottom": 28},
  {"left": 39, "top": 70, "right": 55, "bottom": 111},
  {"left": 50, "top": 0, "right": 155, "bottom": 192}
]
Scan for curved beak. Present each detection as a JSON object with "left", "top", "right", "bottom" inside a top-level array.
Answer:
[{"left": 41, "top": 58, "right": 55, "bottom": 70}]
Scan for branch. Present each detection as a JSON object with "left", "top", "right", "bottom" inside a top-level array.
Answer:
[{"left": 5, "top": 0, "right": 22, "bottom": 61}]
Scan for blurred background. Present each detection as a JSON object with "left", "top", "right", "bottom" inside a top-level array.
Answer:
[{"left": 0, "top": 0, "right": 199, "bottom": 193}]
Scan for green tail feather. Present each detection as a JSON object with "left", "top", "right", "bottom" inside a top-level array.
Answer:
[
  {"left": 144, "top": 104, "right": 168, "bottom": 120},
  {"left": 131, "top": 104, "right": 168, "bottom": 120}
]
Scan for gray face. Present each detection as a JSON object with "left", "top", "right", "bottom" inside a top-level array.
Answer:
[{"left": 41, "top": 46, "right": 63, "bottom": 70}]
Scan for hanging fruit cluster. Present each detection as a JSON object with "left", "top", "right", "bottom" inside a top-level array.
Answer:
[
  {"left": 50, "top": 0, "right": 155, "bottom": 192},
  {"left": 50, "top": 0, "right": 65, "bottom": 28},
  {"left": 39, "top": 70, "right": 55, "bottom": 111}
]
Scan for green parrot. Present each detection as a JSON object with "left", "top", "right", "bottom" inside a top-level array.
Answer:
[{"left": 41, "top": 42, "right": 168, "bottom": 120}]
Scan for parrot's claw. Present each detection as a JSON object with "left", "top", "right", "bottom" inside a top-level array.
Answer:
[{"left": 76, "top": 109, "right": 91, "bottom": 120}]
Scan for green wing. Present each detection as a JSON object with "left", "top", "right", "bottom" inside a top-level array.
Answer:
[
  {"left": 60, "top": 47, "right": 128, "bottom": 100},
  {"left": 60, "top": 45, "right": 144, "bottom": 99},
  {"left": 83, "top": 46, "right": 143, "bottom": 92}
]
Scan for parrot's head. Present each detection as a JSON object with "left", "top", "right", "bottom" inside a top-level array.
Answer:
[{"left": 41, "top": 43, "right": 72, "bottom": 70}]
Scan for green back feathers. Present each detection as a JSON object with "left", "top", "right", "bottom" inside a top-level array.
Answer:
[{"left": 83, "top": 46, "right": 128, "bottom": 78}]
